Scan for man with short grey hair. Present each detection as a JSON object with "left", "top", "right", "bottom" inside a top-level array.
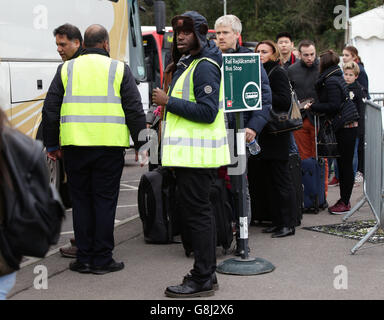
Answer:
[
  {"left": 214, "top": 15, "right": 243, "bottom": 53},
  {"left": 214, "top": 14, "right": 272, "bottom": 255}
]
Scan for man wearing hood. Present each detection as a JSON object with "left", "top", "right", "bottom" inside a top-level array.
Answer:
[{"left": 152, "top": 11, "right": 230, "bottom": 298}]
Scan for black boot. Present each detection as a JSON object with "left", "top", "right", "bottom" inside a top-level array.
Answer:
[
  {"left": 165, "top": 277, "right": 214, "bottom": 298},
  {"left": 271, "top": 227, "right": 295, "bottom": 238},
  {"left": 183, "top": 273, "right": 219, "bottom": 290}
]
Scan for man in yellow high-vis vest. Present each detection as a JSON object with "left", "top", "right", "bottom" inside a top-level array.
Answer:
[
  {"left": 42, "top": 24, "right": 147, "bottom": 275},
  {"left": 152, "top": 12, "right": 230, "bottom": 298}
]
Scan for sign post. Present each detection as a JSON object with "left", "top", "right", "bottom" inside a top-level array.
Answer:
[{"left": 217, "top": 53, "right": 275, "bottom": 275}]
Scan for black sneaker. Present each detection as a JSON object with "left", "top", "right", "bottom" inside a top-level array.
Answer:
[
  {"left": 165, "top": 277, "right": 214, "bottom": 298},
  {"left": 91, "top": 260, "right": 124, "bottom": 275},
  {"left": 69, "top": 261, "right": 91, "bottom": 274}
]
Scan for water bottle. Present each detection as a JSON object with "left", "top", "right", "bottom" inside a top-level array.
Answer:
[{"left": 246, "top": 138, "right": 261, "bottom": 155}]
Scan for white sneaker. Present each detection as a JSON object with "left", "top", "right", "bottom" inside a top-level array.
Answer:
[{"left": 355, "top": 171, "right": 363, "bottom": 183}]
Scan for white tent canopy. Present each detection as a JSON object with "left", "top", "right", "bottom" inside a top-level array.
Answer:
[{"left": 349, "top": 5, "right": 384, "bottom": 94}]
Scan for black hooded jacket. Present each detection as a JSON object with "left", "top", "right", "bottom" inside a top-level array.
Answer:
[
  {"left": 165, "top": 11, "right": 223, "bottom": 124},
  {"left": 166, "top": 11, "right": 271, "bottom": 135}
]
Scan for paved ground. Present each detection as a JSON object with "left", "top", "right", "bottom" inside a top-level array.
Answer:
[{"left": 7, "top": 172, "right": 384, "bottom": 303}]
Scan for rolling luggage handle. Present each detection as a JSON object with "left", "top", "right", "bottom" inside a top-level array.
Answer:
[
  {"left": 314, "top": 113, "right": 319, "bottom": 161},
  {"left": 313, "top": 113, "right": 326, "bottom": 165}
]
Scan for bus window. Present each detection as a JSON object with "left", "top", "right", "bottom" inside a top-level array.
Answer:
[{"left": 128, "top": 0, "right": 146, "bottom": 81}]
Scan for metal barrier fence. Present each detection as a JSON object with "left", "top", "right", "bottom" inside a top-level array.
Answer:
[
  {"left": 343, "top": 100, "right": 384, "bottom": 254},
  {"left": 370, "top": 92, "right": 384, "bottom": 106}
]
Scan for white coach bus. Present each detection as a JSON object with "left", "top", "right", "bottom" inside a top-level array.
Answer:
[{"left": 0, "top": 0, "right": 165, "bottom": 205}]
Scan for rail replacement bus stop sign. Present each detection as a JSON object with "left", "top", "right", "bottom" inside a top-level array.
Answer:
[
  {"left": 222, "top": 53, "right": 261, "bottom": 113},
  {"left": 217, "top": 53, "right": 275, "bottom": 276}
]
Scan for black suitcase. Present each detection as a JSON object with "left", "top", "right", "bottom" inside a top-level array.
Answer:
[
  {"left": 138, "top": 167, "right": 179, "bottom": 244},
  {"left": 288, "top": 153, "right": 303, "bottom": 226},
  {"left": 301, "top": 157, "right": 326, "bottom": 213}
]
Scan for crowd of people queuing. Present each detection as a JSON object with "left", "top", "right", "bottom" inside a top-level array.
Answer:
[{"left": 0, "top": 10, "right": 370, "bottom": 299}]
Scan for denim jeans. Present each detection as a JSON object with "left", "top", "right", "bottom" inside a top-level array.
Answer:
[{"left": 0, "top": 272, "right": 16, "bottom": 300}]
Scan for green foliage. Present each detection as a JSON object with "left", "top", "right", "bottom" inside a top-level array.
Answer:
[
  {"left": 351, "top": 0, "right": 384, "bottom": 16},
  {"left": 139, "top": 0, "right": 384, "bottom": 52}
]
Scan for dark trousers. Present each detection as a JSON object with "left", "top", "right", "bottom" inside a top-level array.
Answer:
[
  {"left": 63, "top": 146, "right": 124, "bottom": 266},
  {"left": 174, "top": 167, "right": 216, "bottom": 283},
  {"left": 336, "top": 127, "right": 358, "bottom": 204},
  {"left": 248, "top": 157, "right": 296, "bottom": 228},
  {"left": 357, "top": 133, "right": 365, "bottom": 174}
]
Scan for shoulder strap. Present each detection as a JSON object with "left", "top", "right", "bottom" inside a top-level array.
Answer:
[
  {"left": 267, "top": 65, "right": 279, "bottom": 78},
  {"left": 195, "top": 57, "right": 221, "bottom": 71}
]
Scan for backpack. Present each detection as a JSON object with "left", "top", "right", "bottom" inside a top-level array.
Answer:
[{"left": 0, "top": 127, "right": 65, "bottom": 270}]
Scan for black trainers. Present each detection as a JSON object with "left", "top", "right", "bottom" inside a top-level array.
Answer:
[
  {"left": 165, "top": 277, "right": 214, "bottom": 298},
  {"left": 69, "top": 261, "right": 91, "bottom": 274},
  {"left": 91, "top": 260, "right": 125, "bottom": 275}
]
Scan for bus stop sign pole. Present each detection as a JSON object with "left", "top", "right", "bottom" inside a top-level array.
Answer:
[
  {"left": 216, "top": 113, "right": 275, "bottom": 275},
  {"left": 217, "top": 53, "right": 275, "bottom": 275}
]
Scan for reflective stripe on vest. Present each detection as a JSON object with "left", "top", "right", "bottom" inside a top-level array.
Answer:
[
  {"left": 161, "top": 57, "right": 230, "bottom": 168},
  {"left": 60, "top": 54, "right": 129, "bottom": 147}
]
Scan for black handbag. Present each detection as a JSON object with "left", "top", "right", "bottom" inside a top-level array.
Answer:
[
  {"left": 317, "top": 118, "right": 340, "bottom": 158},
  {"left": 267, "top": 81, "right": 303, "bottom": 134}
]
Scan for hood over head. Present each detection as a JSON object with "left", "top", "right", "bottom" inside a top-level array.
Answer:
[{"left": 171, "top": 11, "right": 209, "bottom": 63}]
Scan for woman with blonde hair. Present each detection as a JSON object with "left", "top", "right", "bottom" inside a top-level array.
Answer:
[{"left": 248, "top": 40, "right": 297, "bottom": 237}]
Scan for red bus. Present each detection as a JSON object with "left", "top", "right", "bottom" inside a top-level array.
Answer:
[{"left": 142, "top": 26, "right": 242, "bottom": 94}]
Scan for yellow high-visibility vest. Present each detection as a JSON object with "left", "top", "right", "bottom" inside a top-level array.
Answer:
[
  {"left": 60, "top": 54, "right": 130, "bottom": 147},
  {"left": 161, "top": 57, "right": 230, "bottom": 168}
]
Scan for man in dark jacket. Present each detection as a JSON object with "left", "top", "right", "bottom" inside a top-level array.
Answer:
[
  {"left": 54, "top": 23, "right": 83, "bottom": 62},
  {"left": 214, "top": 14, "right": 272, "bottom": 254},
  {"left": 42, "top": 24, "right": 147, "bottom": 275},
  {"left": 214, "top": 14, "right": 272, "bottom": 137},
  {"left": 276, "top": 32, "right": 297, "bottom": 70},
  {"left": 52, "top": 23, "right": 83, "bottom": 259},
  {"left": 288, "top": 39, "right": 329, "bottom": 198},
  {"left": 152, "top": 11, "right": 230, "bottom": 298}
]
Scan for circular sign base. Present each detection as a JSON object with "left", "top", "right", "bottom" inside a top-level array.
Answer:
[{"left": 216, "top": 257, "right": 275, "bottom": 276}]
